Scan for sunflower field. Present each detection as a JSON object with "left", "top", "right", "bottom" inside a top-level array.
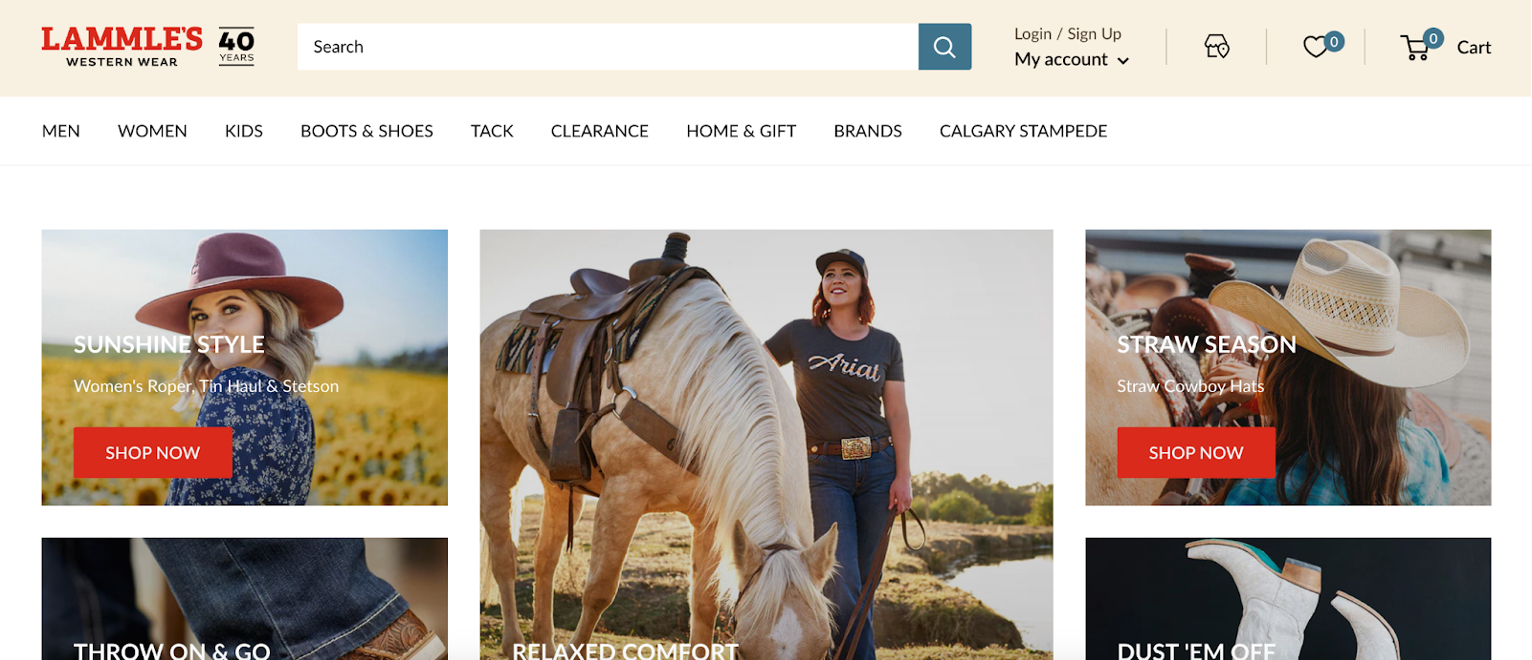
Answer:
[{"left": 42, "top": 353, "right": 448, "bottom": 505}]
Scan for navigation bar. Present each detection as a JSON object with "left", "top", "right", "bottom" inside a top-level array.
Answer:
[{"left": 3, "top": 97, "right": 1523, "bottom": 165}]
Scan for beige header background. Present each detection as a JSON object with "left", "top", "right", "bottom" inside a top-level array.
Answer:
[{"left": 1, "top": 0, "right": 1526, "bottom": 96}]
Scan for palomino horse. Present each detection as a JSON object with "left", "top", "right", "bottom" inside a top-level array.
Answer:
[
  {"left": 1085, "top": 304, "right": 1172, "bottom": 505},
  {"left": 481, "top": 278, "right": 839, "bottom": 659},
  {"left": 1086, "top": 302, "right": 1493, "bottom": 505}
]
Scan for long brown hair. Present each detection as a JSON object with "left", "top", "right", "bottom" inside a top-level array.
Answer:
[
  {"left": 1215, "top": 347, "right": 1409, "bottom": 505},
  {"left": 174, "top": 289, "right": 318, "bottom": 412},
  {"left": 811, "top": 278, "right": 875, "bottom": 326}
]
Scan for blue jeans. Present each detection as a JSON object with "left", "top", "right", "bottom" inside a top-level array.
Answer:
[
  {"left": 808, "top": 445, "right": 896, "bottom": 660},
  {"left": 42, "top": 539, "right": 151, "bottom": 660},
  {"left": 145, "top": 539, "right": 408, "bottom": 660}
]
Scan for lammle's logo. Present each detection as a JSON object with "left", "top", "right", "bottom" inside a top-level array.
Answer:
[{"left": 41, "top": 27, "right": 203, "bottom": 51}]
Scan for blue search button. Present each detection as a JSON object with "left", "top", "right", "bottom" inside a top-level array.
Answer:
[{"left": 919, "top": 24, "right": 972, "bottom": 70}]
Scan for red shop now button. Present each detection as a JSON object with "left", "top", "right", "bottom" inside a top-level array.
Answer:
[
  {"left": 1117, "top": 427, "right": 1276, "bottom": 479},
  {"left": 73, "top": 427, "right": 233, "bottom": 479}
]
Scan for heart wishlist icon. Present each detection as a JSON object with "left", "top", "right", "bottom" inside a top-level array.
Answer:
[{"left": 1304, "top": 35, "right": 1327, "bottom": 58}]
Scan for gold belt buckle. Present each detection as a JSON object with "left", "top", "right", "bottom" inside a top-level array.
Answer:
[{"left": 841, "top": 437, "right": 872, "bottom": 460}]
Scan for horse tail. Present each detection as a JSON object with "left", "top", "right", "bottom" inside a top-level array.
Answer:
[{"left": 479, "top": 525, "right": 497, "bottom": 605}]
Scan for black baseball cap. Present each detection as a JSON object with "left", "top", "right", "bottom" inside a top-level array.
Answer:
[{"left": 815, "top": 249, "right": 867, "bottom": 278}]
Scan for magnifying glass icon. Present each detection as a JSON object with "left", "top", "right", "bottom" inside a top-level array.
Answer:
[
  {"left": 933, "top": 35, "right": 956, "bottom": 58},
  {"left": 919, "top": 24, "right": 970, "bottom": 69}
]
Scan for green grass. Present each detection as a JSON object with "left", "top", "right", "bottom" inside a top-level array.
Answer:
[
  {"left": 480, "top": 611, "right": 1052, "bottom": 660},
  {"left": 481, "top": 498, "right": 1052, "bottom": 658}
]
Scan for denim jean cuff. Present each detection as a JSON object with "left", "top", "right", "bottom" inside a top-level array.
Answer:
[{"left": 293, "top": 592, "right": 411, "bottom": 660}]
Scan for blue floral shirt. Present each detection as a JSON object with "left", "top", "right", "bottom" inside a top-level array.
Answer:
[
  {"left": 166, "top": 367, "right": 315, "bottom": 505},
  {"left": 1224, "top": 417, "right": 1450, "bottom": 505}
]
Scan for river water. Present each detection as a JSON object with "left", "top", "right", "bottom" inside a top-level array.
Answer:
[{"left": 946, "top": 550, "right": 1054, "bottom": 652}]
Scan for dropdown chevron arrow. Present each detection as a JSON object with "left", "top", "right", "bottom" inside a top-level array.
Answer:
[{"left": 1117, "top": 57, "right": 1129, "bottom": 64}]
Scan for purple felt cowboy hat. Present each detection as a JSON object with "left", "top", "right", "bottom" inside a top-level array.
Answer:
[{"left": 135, "top": 232, "right": 344, "bottom": 334}]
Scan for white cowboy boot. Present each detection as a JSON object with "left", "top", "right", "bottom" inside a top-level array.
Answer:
[
  {"left": 1333, "top": 591, "right": 1401, "bottom": 660},
  {"left": 1187, "top": 540, "right": 1321, "bottom": 660}
]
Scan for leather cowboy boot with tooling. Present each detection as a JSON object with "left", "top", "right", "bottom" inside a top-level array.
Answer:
[
  {"left": 1332, "top": 591, "right": 1401, "bottom": 660},
  {"left": 337, "top": 609, "right": 446, "bottom": 660},
  {"left": 1187, "top": 540, "right": 1321, "bottom": 660}
]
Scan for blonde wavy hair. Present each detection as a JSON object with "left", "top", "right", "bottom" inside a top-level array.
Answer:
[{"left": 174, "top": 289, "right": 318, "bottom": 412}]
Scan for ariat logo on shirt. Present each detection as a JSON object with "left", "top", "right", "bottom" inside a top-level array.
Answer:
[{"left": 807, "top": 353, "right": 882, "bottom": 382}]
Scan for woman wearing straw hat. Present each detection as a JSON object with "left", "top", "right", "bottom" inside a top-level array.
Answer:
[
  {"left": 1198, "top": 239, "right": 1467, "bottom": 505},
  {"left": 765, "top": 249, "right": 911, "bottom": 660},
  {"left": 136, "top": 232, "right": 344, "bottom": 505}
]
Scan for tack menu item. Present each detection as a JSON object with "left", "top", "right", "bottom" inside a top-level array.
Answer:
[{"left": 41, "top": 230, "right": 449, "bottom": 505}]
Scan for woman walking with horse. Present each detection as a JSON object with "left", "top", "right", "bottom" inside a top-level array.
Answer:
[{"left": 766, "top": 249, "right": 913, "bottom": 659}]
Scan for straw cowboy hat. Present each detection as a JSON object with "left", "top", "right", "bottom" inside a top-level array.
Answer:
[
  {"left": 1208, "top": 239, "right": 1468, "bottom": 389},
  {"left": 136, "top": 232, "right": 344, "bottom": 334}
]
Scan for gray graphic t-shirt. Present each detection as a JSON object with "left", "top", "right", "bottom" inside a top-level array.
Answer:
[{"left": 765, "top": 319, "right": 904, "bottom": 447}]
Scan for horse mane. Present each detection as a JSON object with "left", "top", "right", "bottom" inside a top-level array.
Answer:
[{"left": 641, "top": 279, "right": 832, "bottom": 633}]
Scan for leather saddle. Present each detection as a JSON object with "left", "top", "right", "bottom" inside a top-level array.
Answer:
[
  {"left": 521, "top": 269, "right": 651, "bottom": 414},
  {"left": 1150, "top": 298, "right": 1263, "bottom": 355},
  {"left": 1149, "top": 254, "right": 1260, "bottom": 355},
  {"left": 507, "top": 233, "right": 710, "bottom": 507},
  {"left": 1117, "top": 254, "right": 1262, "bottom": 431}
]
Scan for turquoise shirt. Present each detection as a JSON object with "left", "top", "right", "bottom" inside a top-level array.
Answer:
[{"left": 1224, "top": 417, "right": 1450, "bottom": 505}]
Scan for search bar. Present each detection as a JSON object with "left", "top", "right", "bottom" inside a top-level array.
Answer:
[{"left": 296, "top": 24, "right": 971, "bottom": 71}]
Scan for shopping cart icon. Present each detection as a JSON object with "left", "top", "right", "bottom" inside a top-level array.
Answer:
[{"left": 1401, "top": 34, "right": 1429, "bottom": 61}]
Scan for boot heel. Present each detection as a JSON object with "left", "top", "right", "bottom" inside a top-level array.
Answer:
[
  {"left": 1281, "top": 559, "right": 1322, "bottom": 593},
  {"left": 1332, "top": 591, "right": 1401, "bottom": 660},
  {"left": 1185, "top": 539, "right": 1322, "bottom": 593},
  {"left": 405, "top": 634, "right": 447, "bottom": 660}
]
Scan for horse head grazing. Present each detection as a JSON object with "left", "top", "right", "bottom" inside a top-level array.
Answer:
[
  {"left": 636, "top": 279, "right": 839, "bottom": 659},
  {"left": 733, "top": 521, "right": 837, "bottom": 660}
]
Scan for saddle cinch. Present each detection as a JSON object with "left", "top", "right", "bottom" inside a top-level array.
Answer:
[{"left": 497, "top": 233, "right": 712, "bottom": 519}]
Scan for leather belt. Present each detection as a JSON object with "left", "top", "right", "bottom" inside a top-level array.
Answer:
[{"left": 810, "top": 436, "right": 891, "bottom": 460}]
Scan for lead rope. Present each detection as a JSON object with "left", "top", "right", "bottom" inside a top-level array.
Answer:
[{"left": 832, "top": 509, "right": 924, "bottom": 660}]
